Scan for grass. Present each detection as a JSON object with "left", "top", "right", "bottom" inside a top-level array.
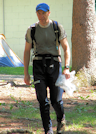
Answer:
[
  {"left": 0, "top": 66, "right": 32, "bottom": 75},
  {"left": 66, "top": 107, "right": 96, "bottom": 127},
  {"left": 12, "top": 107, "right": 40, "bottom": 119},
  {"left": 0, "top": 66, "right": 96, "bottom": 133},
  {"left": 0, "top": 66, "right": 72, "bottom": 75},
  {"left": 1, "top": 95, "right": 96, "bottom": 133},
  {"left": 9, "top": 96, "right": 57, "bottom": 121}
]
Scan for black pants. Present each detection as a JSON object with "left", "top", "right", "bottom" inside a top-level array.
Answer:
[{"left": 33, "top": 59, "right": 64, "bottom": 133}]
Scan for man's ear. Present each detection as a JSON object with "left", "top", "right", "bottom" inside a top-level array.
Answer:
[{"left": 48, "top": 11, "right": 51, "bottom": 16}]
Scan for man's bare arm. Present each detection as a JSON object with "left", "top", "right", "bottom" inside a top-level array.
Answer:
[
  {"left": 24, "top": 41, "right": 32, "bottom": 85},
  {"left": 60, "top": 38, "right": 70, "bottom": 78}
]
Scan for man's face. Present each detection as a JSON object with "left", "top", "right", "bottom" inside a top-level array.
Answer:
[{"left": 36, "top": 10, "right": 50, "bottom": 26}]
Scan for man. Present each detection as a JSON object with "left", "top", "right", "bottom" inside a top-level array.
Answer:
[{"left": 24, "top": 3, "right": 70, "bottom": 134}]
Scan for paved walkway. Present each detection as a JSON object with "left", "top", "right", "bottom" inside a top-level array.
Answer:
[{"left": 0, "top": 74, "right": 24, "bottom": 81}]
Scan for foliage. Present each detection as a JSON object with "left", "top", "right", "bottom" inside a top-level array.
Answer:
[
  {"left": 74, "top": 67, "right": 96, "bottom": 87},
  {"left": 75, "top": 70, "right": 90, "bottom": 87}
]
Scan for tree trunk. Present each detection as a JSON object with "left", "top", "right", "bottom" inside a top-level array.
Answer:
[{"left": 72, "top": 0, "right": 96, "bottom": 77}]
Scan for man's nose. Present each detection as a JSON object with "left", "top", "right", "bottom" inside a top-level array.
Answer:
[{"left": 40, "top": 14, "right": 44, "bottom": 18}]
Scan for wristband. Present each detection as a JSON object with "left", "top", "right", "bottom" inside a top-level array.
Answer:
[{"left": 64, "top": 65, "right": 69, "bottom": 69}]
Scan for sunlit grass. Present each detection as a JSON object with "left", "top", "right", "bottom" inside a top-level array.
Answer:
[
  {"left": 65, "top": 104, "right": 96, "bottom": 129},
  {"left": 12, "top": 107, "right": 40, "bottom": 119},
  {"left": 1, "top": 95, "right": 96, "bottom": 133},
  {"left": 0, "top": 66, "right": 32, "bottom": 75},
  {"left": 0, "top": 66, "right": 72, "bottom": 75}
]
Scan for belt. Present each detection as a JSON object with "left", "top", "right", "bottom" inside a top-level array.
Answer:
[{"left": 35, "top": 54, "right": 61, "bottom": 58}]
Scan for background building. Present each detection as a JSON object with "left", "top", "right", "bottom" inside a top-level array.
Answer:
[{"left": 0, "top": 0, "right": 73, "bottom": 65}]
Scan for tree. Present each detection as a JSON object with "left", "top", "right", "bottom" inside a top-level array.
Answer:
[{"left": 72, "top": 0, "right": 96, "bottom": 82}]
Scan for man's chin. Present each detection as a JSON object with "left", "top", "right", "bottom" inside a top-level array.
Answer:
[{"left": 40, "top": 21, "right": 46, "bottom": 26}]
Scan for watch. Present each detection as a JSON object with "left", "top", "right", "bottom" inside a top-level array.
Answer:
[{"left": 64, "top": 65, "right": 69, "bottom": 69}]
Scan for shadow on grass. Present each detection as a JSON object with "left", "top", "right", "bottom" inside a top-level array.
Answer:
[
  {"left": 0, "top": 94, "right": 96, "bottom": 134},
  {"left": 62, "top": 131, "right": 88, "bottom": 134}
]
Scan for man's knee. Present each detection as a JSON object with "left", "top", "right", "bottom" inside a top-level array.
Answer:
[
  {"left": 39, "top": 97, "right": 50, "bottom": 112},
  {"left": 51, "top": 100, "right": 63, "bottom": 107}
]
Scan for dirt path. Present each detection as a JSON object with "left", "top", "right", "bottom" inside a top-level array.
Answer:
[
  {"left": 0, "top": 74, "right": 25, "bottom": 80},
  {"left": 0, "top": 75, "right": 96, "bottom": 134}
]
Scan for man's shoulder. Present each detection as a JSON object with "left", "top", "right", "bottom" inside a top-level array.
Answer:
[
  {"left": 51, "top": 20, "right": 63, "bottom": 29},
  {"left": 30, "top": 22, "right": 39, "bottom": 28}
]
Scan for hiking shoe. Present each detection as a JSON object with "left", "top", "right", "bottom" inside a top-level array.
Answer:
[
  {"left": 47, "top": 127, "right": 53, "bottom": 134},
  {"left": 47, "top": 131, "right": 53, "bottom": 134},
  {"left": 56, "top": 119, "right": 65, "bottom": 134}
]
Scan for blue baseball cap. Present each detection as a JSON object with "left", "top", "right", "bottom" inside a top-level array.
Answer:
[{"left": 36, "top": 3, "right": 50, "bottom": 12}]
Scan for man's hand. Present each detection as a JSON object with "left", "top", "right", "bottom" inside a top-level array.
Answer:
[
  {"left": 62, "top": 69, "right": 70, "bottom": 79},
  {"left": 24, "top": 74, "right": 31, "bottom": 85}
]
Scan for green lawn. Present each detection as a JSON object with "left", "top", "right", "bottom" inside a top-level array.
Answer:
[
  {"left": 0, "top": 66, "right": 71, "bottom": 75},
  {"left": 0, "top": 66, "right": 32, "bottom": 75}
]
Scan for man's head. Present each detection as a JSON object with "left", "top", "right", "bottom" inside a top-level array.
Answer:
[{"left": 36, "top": 3, "right": 50, "bottom": 26}]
